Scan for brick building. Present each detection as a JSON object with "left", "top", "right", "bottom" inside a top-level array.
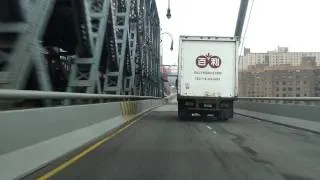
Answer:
[{"left": 239, "top": 58, "right": 319, "bottom": 97}]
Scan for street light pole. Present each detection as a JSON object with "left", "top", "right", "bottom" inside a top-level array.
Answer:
[
  {"left": 166, "top": 0, "right": 171, "bottom": 19},
  {"left": 160, "top": 32, "right": 174, "bottom": 51},
  {"left": 160, "top": 31, "right": 174, "bottom": 97}
]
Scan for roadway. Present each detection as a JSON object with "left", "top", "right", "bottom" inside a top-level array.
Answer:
[{"left": 24, "top": 103, "right": 320, "bottom": 180}]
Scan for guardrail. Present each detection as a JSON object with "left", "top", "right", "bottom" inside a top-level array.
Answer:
[
  {"left": 237, "top": 97, "right": 320, "bottom": 106},
  {"left": 0, "top": 90, "right": 162, "bottom": 110},
  {"left": 0, "top": 90, "right": 160, "bottom": 100},
  {"left": 235, "top": 97, "right": 320, "bottom": 122},
  {"left": 238, "top": 97, "right": 320, "bottom": 101}
]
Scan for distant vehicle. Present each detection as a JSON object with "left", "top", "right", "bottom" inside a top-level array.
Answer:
[{"left": 177, "top": 36, "right": 238, "bottom": 121}]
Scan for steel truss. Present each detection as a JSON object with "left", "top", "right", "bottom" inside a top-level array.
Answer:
[
  {"left": 0, "top": 0, "right": 55, "bottom": 91},
  {"left": 0, "top": 0, "right": 161, "bottom": 97}
]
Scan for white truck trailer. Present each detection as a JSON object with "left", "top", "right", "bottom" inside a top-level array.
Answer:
[{"left": 177, "top": 36, "right": 238, "bottom": 121}]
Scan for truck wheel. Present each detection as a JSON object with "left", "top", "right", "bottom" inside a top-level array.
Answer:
[
  {"left": 217, "top": 111, "right": 228, "bottom": 121},
  {"left": 178, "top": 113, "right": 185, "bottom": 121},
  {"left": 222, "top": 117, "right": 229, "bottom": 121},
  {"left": 178, "top": 110, "right": 188, "bottom": 121},
  {"left": 178, "top": 101, "right": 186, "bottom": 121}
]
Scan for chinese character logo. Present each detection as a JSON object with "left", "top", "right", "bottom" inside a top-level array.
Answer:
[
  {"left": 195, "top": 56, "right": 207, "bottom": 68},
  {"left": 195, "top": 53, "right": 221, "bottom": 68}
]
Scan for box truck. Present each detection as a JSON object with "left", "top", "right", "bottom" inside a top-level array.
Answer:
[{"left": 177, "top": 36, "right": 238, "bottom": 121}]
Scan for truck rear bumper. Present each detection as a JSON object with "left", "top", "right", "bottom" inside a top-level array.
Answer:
[
  {"left": 187, "top": 108, "right": 230, "bottom": 112},
  {"left": 177, "top": 97, "right": 234, "bottom": 120}
]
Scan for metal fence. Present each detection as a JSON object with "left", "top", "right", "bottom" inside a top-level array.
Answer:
[
  {"left": 0, "top": 90, "right": 162, "bottom": 110},
  {"left": 235, "top": 97, "right": 320, "bottom": 122},
  {"left": 237, "top": 97, "right": 320, "bottom": 106}
]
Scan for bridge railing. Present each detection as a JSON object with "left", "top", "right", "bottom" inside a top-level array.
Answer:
[
  {"left": 0, "top": 89, "right": 162, "bottom": 110},
  {"left": 235, "top": 97, "right": 320, "bottom": 122},
  {"left": 238, "top": 97, "right": 320, "bottom": 106}
]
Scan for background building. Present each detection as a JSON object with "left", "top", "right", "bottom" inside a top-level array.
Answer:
[
  {"left": 239, "top": 46, "right": 320, "bottom": 70},
  {"left": 239, "top": 57, "right": 319, "bottom": 97}
]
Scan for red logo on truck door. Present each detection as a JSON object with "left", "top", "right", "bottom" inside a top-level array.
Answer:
[{"left": 195, "top": 53, "right": 221, "bottom": 68}]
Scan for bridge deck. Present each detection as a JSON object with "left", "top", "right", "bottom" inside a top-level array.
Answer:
[{"left": 23, "top": 104, "right": 320, "bottom": 180}]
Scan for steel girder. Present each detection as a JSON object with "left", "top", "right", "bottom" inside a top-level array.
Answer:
[
  {"left": 67, "top": 0, "right": 161, "bottom": 96},
  {"left": 67, "top": 0, "right": 111, "bottom": 94},
  {"left": 0, "top": 0, "right": 55, "bottom": 91},
  {"left": 135, "top": 0, "right": 160, "bottom": 96},
  {"left": 104, "top": 0, "right": 160, "bottom": 96},
  {"left": 0, "top": 0, "right": 161, "bottom": 97},
  {"left": 103, "top": 0, "right": 131, "bottom": 95}
]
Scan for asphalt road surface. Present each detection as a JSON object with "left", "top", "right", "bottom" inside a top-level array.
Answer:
[{"left": 25, "top": 104, "right": 320, "bottom": 180}]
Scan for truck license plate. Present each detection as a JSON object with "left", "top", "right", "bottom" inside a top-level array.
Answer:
[{"left": 204, "top": 104, "right": 212, "bottom": 108}]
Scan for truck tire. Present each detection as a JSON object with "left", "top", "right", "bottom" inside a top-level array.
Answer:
[
  {"left": 178, "top": 113, "right": 185, "bottom": 121},
  {"left": 178, "top": 101, "right": 185, "bottom": 120},
  {"left": 178, "top": 109, "right": 188, "bottom": 121},
  {"left": 217, "top": 111, "right": 229, "bottom": 121}
]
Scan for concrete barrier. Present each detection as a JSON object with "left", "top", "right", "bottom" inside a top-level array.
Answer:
[
  {"left": 235, "top": 109, "right": 320, "bottom": 134},
  {"left": 0, "top": 99, "right": 164, "bottom": 180},
  {"left": 235, "top": 101, "right": 320, "bottom": 122}
]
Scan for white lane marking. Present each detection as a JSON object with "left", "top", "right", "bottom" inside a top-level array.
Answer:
[{"left": 206, "top": 125, "right": 212, "bottom": 130}]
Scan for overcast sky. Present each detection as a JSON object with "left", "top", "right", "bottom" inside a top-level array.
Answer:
[{"left": 156, "top": 0, "right": 320, "bottom": 65}]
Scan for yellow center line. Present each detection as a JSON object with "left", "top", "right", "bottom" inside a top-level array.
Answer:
[{"left": 38, "top": 118, "right": 141, "bottom": 180}]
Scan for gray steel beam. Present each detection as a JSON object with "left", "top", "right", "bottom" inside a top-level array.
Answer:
[
  {"left": 0, "top": 0, "right": 56, "bottom": 90},
  {"left": 104, "top": 0, "right": 131, "bottom": 95},
  {"left": 144, "top": 0, "right": 150, "bottom": 96},
  {"left": 234, "top": 0, "right": 249, "bottom": 39},
  {"left": 0, "top": 0, "right": 161, "bottom": 101},
  {"left": 148, "top": 0, "right": 160, "bottom": 97},
  {"left": 139, "top": 0, "right": 146, "bottom": 96},
  {"left": 71, "top": 0, "right": 94, "bottom": 58},
  {"left": 67, "top": 0, "right": 111, "bottom": 94},
  {"left": 125, "top": 0, "right": 138, "bottom": 95},
  {"left": 133, "top": 0, "right": 140, "bottom": 95},
  {"left": 128, "top": 26, "right": 137, "bottom": 95}
]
